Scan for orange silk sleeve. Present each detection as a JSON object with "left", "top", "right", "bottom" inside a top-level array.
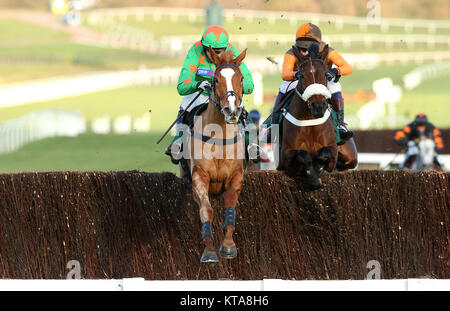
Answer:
[
  {"left": 282, "top": 53, "right": 297, "bottom": 81},
  {"left": 328, "top": 50, "right": 353, "bottom": 76},
  {"left": 433, "top": 128, "right": 444, "bottom": 150}
]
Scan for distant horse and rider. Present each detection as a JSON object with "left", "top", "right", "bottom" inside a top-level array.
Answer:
[{"left": 393, "top": 113, "right": 444, "bottom": 171}]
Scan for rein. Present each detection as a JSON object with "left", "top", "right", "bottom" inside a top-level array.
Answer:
[
  {"left": 295, "top": 58, "right": 325, "bottom": 100},
  {"left": 191, "top": 130, "right": 243, "bottom": 146}
]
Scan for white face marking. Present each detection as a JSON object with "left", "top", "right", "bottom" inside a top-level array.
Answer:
[{"left": 219, "top": 68, "right": 236, "bottom": 111}]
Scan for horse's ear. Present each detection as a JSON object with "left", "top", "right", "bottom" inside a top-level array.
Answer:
[
  {"left": 319, "top": 44, "right": 329, "bottom": 61},
  {"left": 291, "top": 45, "right": 303, "bottom": 62},
  {"left": 234, "top": 48, "right": 247, "bottom": 66},
  {"left": 307, "top": 42, "right": 319, "bottom": 59},
  {"left": 208, "top": 45, "right": 221, "bottom": 66}
]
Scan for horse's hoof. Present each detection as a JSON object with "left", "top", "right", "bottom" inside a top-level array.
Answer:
[
  {"left": 201, "top": 251, "right": 219, "bottom": 263},
  {"left": 219, "top": 245, "right": 237, "bottom": 259},
  {"left": 309, "top": 180, "right": 322, "bottom": 190}
]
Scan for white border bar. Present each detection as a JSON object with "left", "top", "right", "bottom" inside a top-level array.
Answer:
[{"left": 0, "top": 279, "right": 448, "bottom": 291}]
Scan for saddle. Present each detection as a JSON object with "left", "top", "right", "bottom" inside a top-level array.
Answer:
[{"left": 182, "top": 103, "right": 209, "bottom": 130}]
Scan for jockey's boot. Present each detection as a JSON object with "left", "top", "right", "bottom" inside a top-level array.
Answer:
[
  {"left": 433, "top": 156, "right": 442, "bottom": 171},
  {"left": 330, "top": 94, "right": 353, "bottom": 144},
  {"left": 164, "top": 110, "right": 185, "bottom": 165}
]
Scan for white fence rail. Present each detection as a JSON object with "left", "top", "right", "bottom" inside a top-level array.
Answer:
[
  {"left": 0, "top": 67, "right": 179, "bottom": 108},
  {"left": 0, "top": 109, "right": 152, "bottom": 154},
  {"left": 358, "top": 153, "right": 450, "bottom": 170},
  {"left": 85, "top": 7, "right": 450, "bottom": 33},
  {"left": 83, "top": 7, "right": 450, "bottom": 57},
  {"left": 403, "top": 61, "right": 450, "bottom": 90},
  {"left": 161, "top": 33, "right": 450, "bottom": 54},
  {"left": 0, "top": 109, "right": 86, "bottom": 155},
  {"left": 85, "top": 19, "right": 171, "bottom": 55}
]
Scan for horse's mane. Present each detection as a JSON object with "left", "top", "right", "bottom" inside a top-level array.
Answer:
[{"left": 218, "top": 50, "right": 237, "bottom": 64}]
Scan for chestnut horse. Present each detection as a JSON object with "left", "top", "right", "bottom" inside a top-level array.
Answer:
[
  {"left": 182, "top": 47, "right": 247, "bottom": 263},
  {"left": 277, "top": 44, "right": 338, "bottom": 189}
]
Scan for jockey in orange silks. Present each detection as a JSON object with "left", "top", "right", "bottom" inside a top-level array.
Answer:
[{"left": 269, "top": 23, "right": 354, "bottom": 143}]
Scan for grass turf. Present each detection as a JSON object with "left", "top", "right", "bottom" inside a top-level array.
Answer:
[{"left": 0, "top": 133, "right": 178, "bottom": 174}]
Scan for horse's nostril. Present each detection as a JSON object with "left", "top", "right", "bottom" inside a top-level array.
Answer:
[{"left": 223, "top": 107, "right": 231, "bottom": 114}]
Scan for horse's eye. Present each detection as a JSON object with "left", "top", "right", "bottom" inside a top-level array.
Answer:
[{"left": 214, "top": 78, "right": 218, "bottom": 84}]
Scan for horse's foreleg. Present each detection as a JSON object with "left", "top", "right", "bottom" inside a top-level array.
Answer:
[
  {"left": 295, "top": 150, "right": 323, "bottom": 189},
  {"left": 220, "top": 169, "right": 243, "bottom": 259},
  {"left": 314, "top": 147, "right": 333, "bottom": 174},
  {"left": 279, "top": 149, "right": 300, "bottom": 174},
  {"left": 192, "top": 166, "right": 218, "bottom": 263}
]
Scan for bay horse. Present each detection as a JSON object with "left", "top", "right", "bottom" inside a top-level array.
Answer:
[
  {"left": 277, "top": 44, "right": 338, "bottom": 189},
  {"left": 182, "top": 47, "right": 247, "bottom": 263}
]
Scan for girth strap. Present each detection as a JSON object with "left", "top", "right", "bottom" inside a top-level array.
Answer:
[{"left": 191, "top": 131, "right": 243, "bottom": 145}]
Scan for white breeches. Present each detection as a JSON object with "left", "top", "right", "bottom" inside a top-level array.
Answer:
[{"left": 278, "top": 80, "right": 342, "bottom": 95}]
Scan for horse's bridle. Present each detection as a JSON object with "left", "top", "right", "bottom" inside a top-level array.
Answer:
[
  {"left": 190, "top": 63, "right": 244, "bottom": 145},
  {"left": 295, "top": 58, "right": 326, "bottom": 108},
  {"left": 281, "top": 56, "right": 332, "bottom": 127},
  {"left": 209, "top": 63, "right": 243, "bottom": 113}
]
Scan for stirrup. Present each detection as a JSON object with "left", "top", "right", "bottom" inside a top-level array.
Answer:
[
  {"left": 247, "top": 143, "right": 268, "bottom": 163},
  {"left": 165, "top": 142, "right": 182, "bottom": 165}
]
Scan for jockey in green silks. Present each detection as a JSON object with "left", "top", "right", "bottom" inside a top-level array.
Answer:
[{"left": 165, "top": 25, "right": 255, "bottom": 164}]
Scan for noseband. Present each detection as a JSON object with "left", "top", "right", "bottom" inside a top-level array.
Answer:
[
  {"left": 295, "top": 58, "right": 331, "bottom": 105},
  {"left": 209, "top": 63, "right": 243, "bottom": 112}
]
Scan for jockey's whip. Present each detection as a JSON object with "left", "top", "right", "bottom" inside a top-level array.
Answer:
[
  {"left": 261, "top": 112, "right": 273, "bottom": 126},
  {"left": 380, "top": 147, "right": 407, "bottom": 170},
  {"left": 156, "top": 91, "right": 204, "bottom": 144}
]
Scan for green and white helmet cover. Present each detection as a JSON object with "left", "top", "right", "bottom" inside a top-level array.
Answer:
[{"left": 201, "top": 25, "right": 229, "bottom": 49}]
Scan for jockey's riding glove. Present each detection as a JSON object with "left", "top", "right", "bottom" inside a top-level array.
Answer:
[
  {"left": 197, "top": 81, "right": 212, "bottom": 91},
  {"left": 325, "top": 68, "right": 339, "bottom": 82},
  {"left": 294, "top": 71, "right": 303, "bottom": 81}
]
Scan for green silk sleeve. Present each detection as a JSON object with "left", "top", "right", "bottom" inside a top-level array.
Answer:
[{"left": 177, "top": 44, "right": 201, "bottom": 96}]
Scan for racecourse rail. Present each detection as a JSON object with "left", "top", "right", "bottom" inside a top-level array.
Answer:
[
  {"left": 85, "top": 15, "right": 450, "bottom": 57},
  {"left": 85, "top": 7, "right": 450, "bottom": 32}
]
